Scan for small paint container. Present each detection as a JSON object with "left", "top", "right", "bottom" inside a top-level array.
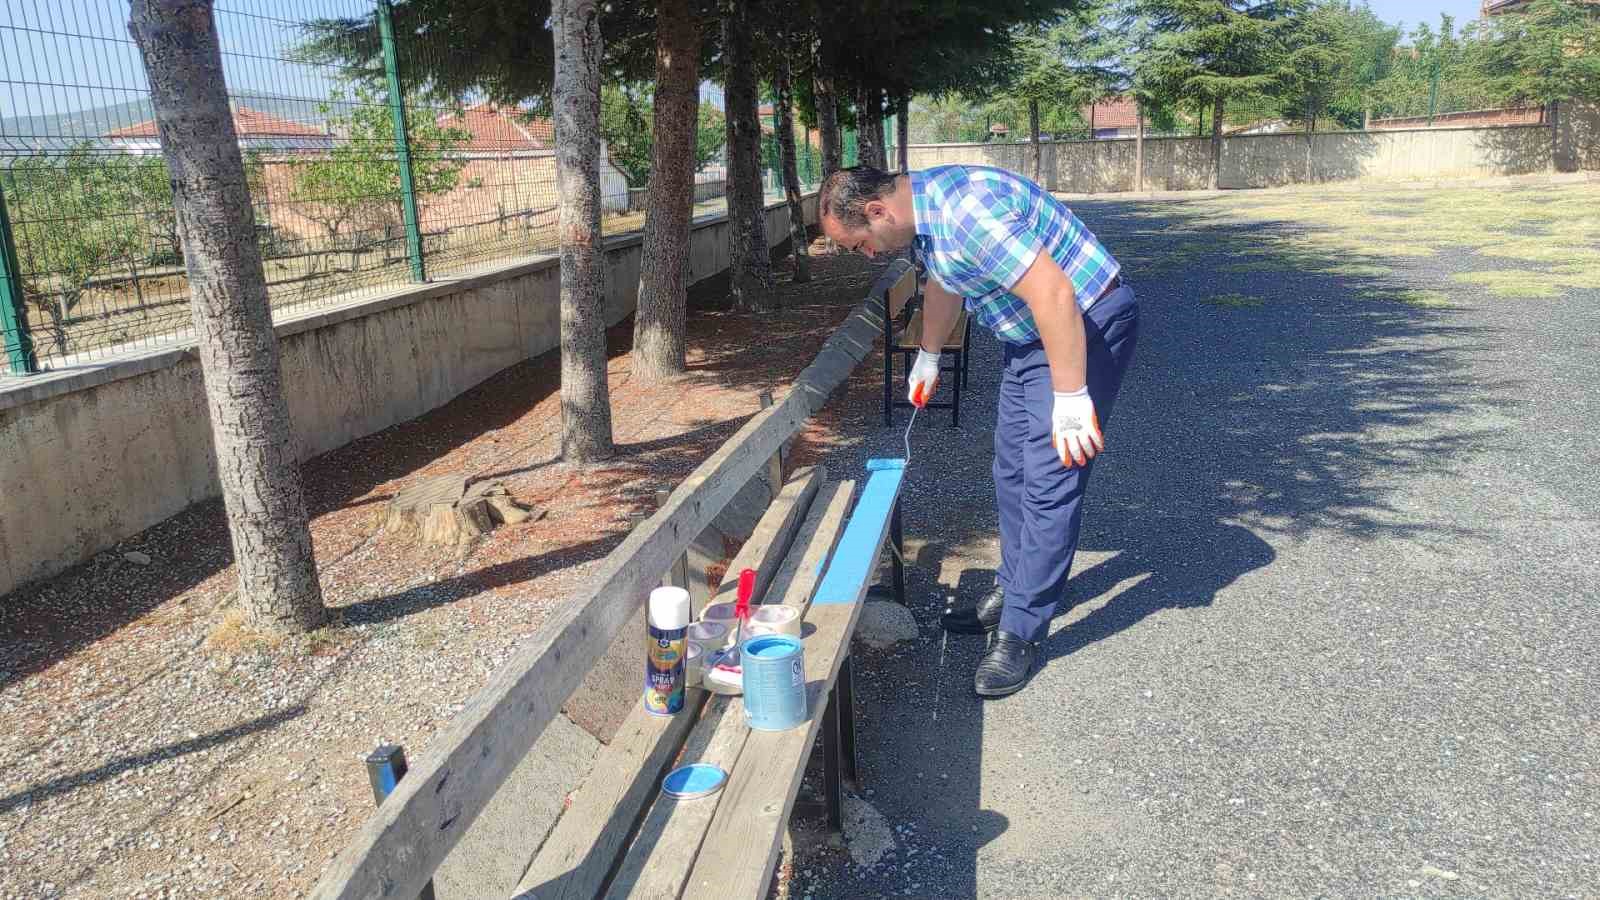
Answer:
[
  {"left": 662, "top": 763, "right": 727, "bottom": 800},
  {"left": 740, "top": 634, "right": 807, "bottom": 731}
]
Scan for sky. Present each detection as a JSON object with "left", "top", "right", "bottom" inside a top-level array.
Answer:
[
  {"left": 3, "top": 0, "right": 1493, "bottom": 130},
  {"left": 1365, "top": 0, "right": 1485, "bottom": 31}
]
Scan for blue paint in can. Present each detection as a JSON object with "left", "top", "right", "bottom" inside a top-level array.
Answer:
[{"left": 741, "top": 634, "right": 807, "bottom": 731}]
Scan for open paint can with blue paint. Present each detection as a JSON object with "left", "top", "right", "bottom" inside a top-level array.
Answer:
[{"left": 741, "top": 633, "right": 807, "bottom": 731}]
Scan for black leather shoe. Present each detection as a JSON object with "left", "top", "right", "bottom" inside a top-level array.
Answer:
[
  {"left": 940, "top": 584, "right": 1004, "bottom": 635},
  {"left": 974, "top": 631, "right": 1038, "bottom": 698}
]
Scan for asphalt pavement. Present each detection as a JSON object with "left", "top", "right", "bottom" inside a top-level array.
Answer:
[{"left": 784, "top": 193, "right": 1600, "bottom": 899}]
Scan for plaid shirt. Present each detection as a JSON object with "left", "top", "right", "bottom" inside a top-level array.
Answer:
[{"left": 910, "top": 165, "right": 1120, "bottom": 344}]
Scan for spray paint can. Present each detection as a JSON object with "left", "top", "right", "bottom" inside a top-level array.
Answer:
[{"left": 644, "top": 586, "right": 691, "bottom": 716}]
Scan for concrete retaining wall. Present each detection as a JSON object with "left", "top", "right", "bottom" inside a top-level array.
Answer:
[
  {"left": 908, "top": 107, "right": 1599, "bottom": 193},
  {"left": 0, "top": 195, "right": 817, "bottom": 598}
]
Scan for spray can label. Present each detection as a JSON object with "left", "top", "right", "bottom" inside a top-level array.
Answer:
[{"left": 644, "top": 623, "right": 687, "bottom": 716}]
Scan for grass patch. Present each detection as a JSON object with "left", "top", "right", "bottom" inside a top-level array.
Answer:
[
  {"left": 1204, "top": 292, "right": 1264, "bottom": 308},
  {"left": 1364, "top": 288, "right": 1453, "bottom": 308},
  {"left": 1475, "top": 241, "right": 1595, "bottom": 265},
  {"left": 1316, "top": 262, "right": 1394, "bottom": 278},
  {"left": 204, "top": 606, "right": 284, "bottom": 656},
  {"left": 1451, "top": 270, "right": 1563, "bottom": 298}
]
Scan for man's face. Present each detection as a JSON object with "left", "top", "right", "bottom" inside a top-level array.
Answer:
[{"left": 822, "top": 199, "right": 911, "bottom": 259}]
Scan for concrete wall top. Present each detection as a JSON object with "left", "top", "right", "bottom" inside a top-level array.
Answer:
[{"left": 0, "top": 195, "right": 806, "bottom": 415}]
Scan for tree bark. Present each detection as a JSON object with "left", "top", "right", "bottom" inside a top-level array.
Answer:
[
  {"left": 1029, "top": 97, "right": 1041, "bottom": 184},
  {"left": 774, "top": 44, "right": 810, "bottom": 284},
  {"left": 897, "top": 94, "right": 909, "bottom": 174},
  {"left": 815, "top": 35, "right": 842, "bottom": 177},
  {"left": 856, "top": 85, "right": 886, "bottom": 169},
  {"left": 1135, "top": 100, "right": 1145, "bottom": 193},
  {"left": 1210, "top": 95, "right": 1225, "bottom": 191},
  {"left": 722, "top": 0, "right": 774, "bottom": 310},
  {"left": 128, "top": 0, "right": 325, "bottom": 634},
  {"left": 554, "top": 0, "right": 615, "bottom": 461},
  {"left": 632, "top": 0, "right": 698, "bottom": 379}
]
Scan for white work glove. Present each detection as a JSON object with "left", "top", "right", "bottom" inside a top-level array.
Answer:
[
  {"left": 907, "top": 349, "right": 940, "bottom": 408},
  {"left": 1052, "top": 387, "right": 1104, "bottom": 468}
]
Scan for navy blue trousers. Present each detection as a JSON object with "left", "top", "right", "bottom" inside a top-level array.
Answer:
[{"left": 995, "top": 285, "right": 1140, "bottom": 643}]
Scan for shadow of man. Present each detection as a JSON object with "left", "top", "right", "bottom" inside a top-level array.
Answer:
[{"left": 1043, "top": 519, "right": 1276, "bottom": 662}]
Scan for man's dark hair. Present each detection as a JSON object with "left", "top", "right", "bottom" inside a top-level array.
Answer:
[{"left": 819, "top": 166, "right": 899, "bottom": 228}]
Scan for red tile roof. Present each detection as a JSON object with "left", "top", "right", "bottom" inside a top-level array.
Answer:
[
  {"left": 1082, "top": 95, "right": 1139, "bottom": 131},
  {"left": 106, "top": 105, "right": 326, "bottom": 139},
  {"left": 434, "top": 103, "right": 552, "bottom": 151}
]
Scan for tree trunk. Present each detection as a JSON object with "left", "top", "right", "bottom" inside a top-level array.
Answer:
[
  {"left": 1135, "top": 100, "right": 1145, "bottom": 192},
  {"left": 554, "top": 0, "right": 615, "bottom": 461},
  {"left": 1210, "top": 95, "right": 1225, "bottom": 191},
  {"left": 1029, "top": 97, "right": 1041, "bottom": 184},
  {"left": 815, "top": 36, "right": 842, "bottom": 177},
  {"left": 897, "top": 95, "right": 909, "bottom": 174},
  {"left": 632, "top": 0, "right": 698, "bottom": 379},
  {"left": 1549, "top": 99, "right": 1561, "bottom": 173},
  {"left": 722, "top": 0, "right": 774, "bottom": 310},
  {"left": 128, "top": 0, "right": 325, "bottom": 634},
  {"left": 774, "top": 44, "right": 810, "bottom": 284},
  {"left": 855, "top": 84, "right": 881, "bottom": 169}
]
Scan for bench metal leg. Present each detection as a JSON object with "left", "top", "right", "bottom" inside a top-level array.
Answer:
[
  {"left": 890, "top": 500, "right": 906, "bottom": 605},
  {"left": 837, "top": 654, "right": 860, "bottom": 789},
  {"left": 822, "top": 683, "right": 845, "bottom": 835}
]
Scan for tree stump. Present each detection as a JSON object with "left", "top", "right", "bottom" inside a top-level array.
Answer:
[{"left": 385, "top": 476, "right": 540, "bottom": 546}]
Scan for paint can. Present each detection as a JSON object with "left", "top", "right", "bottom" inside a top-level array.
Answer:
[
  {"left": 687, "top": 619, "right": 729, "bottom": 649},
  {"left": 685, "top": 640, "right": 706, "bottom": 687},
  {"left": 740, "top": 634, "right": 807, "bottom": 731},
  {"left": 748, "top": 605, "right": 802, "bottom": 637},
  {"left": 644, "top": 586, "right": 690, "bottom": 716}
]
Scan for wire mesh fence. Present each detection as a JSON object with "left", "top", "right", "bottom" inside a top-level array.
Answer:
[{"left": 0, "top": 0, "right": 833, "bottom": 376}]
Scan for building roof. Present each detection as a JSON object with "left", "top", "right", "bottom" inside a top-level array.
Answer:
[
  {"left": 1082, "top": 95, "right": 1140, "bottom": 130},
  {"left": 434, "top": 102, "right": 553, "bottom": 152},
  {"left": 105, "top": 105, "right": 326, "bottom": 139}
]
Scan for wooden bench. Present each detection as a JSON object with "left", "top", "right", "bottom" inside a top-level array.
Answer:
[
  {"left": 882, "top": 258, "right": 972, "bottom": 427},
  {"left": 514, "top": 457, "right": 909, "bottom": 898},
  {"left": 308, "top": 258, "right": 908, "bottom": 900}
]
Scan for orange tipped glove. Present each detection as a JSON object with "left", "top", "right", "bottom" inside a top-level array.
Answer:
[
  {"left": 1052, "top": 387, "right": 1103, "bottom": 468},
  {"left": 907, "top": 349, "right": 940, "bottom": 408}
]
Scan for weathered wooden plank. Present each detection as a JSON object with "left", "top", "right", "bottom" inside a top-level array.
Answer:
[
  {"left": 513, "top": 469, "right": 823, "bottom": 900},
  {"left": 685, "top": 604, "right": 867, "bottom": 900},
  {"left": 602, "top": 480, "right": 856, "bottom": 900},
  {"left": 688, "top": 473, "right": 900, "bottom": 898},
  {"left": 812, "top": 465, "right": 906, "bottom": 606},
  {"left": 698, "top": 467, "right": 823, "bottom": 619},
  {"left": 310, "top": 272, "right": 893, "bottom": 900}
]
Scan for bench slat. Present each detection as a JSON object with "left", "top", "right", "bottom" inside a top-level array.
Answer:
[
  {"left": 688, "top": 468, "right": 904, "bottom": 898},
  {"left": 811, "top": 464, "right": 906, "bottom": 606},
  {"left": 310, "top": 271, "right": 893, "bottom": 900},
  {"left": 514, "top": 469, "right": 824, "bottom": 900},
  {"left": 603, "top": 479, "right": 856, "bottom": 900}
]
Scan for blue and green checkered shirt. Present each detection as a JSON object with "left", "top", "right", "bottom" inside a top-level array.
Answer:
[{"left": 910, "top": 165, "right": 1120, "bottom": 344}]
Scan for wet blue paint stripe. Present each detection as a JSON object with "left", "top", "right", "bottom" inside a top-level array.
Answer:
[{"left": 812, "top": 462, "right": 905, "bottom": 606}]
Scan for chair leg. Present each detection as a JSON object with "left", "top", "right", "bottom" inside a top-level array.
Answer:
[
  {"left": 822, "top": 683, "right": 844, "bottom": 834},
  {"left": 951, "top": 351, "right": 962, "bottom": 428}
]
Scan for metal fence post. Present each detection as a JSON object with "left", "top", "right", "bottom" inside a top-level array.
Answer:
[
  {"left": 365, "top": 744, "right": 438, "bottom": 900},
  {"left": 376, "top": 0, "right": 427, "bottom": 283},
  {"left": 0, "top": 179, "right": 38, "bottom": 376}
]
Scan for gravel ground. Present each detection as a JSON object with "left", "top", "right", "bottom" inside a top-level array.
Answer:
[
  {"left": 782, "top": 185, "right": 1599, "bottom": 899},
  {"left": 0, "top": 245, "right": 877, "bottom": 900}
]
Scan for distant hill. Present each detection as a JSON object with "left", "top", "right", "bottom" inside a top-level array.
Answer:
[{"left": 0, "top": 91, "right": 329, "bottom": 147}]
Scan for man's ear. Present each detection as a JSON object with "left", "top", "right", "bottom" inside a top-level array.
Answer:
[{"left": 864, "top": 199, "right": 887, "bottom": 222}]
